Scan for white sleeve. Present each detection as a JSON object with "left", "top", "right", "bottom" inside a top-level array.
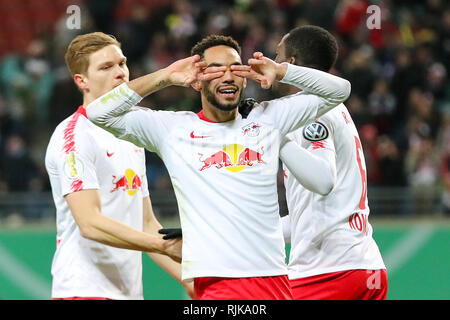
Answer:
[
  {"left": 86, "top": 83, "right": 169, "bottom": 153},
  {"left": 280, "top": 137, "right": 336, "bottom": 196},
  {"left": 281, "top": 215, "right": 291, "bottom": 244},
  {"left": 280, "top": 63, "right": 351, "bottom": 107},
  {"left": 280, "top": 119, "right": 337, "bottom": 196},
  {"left": 261, "top": 63, "right": 351, "bottom": 136},
  {"left": 56, "top": 133, "right": 100, "bottom": 196}
]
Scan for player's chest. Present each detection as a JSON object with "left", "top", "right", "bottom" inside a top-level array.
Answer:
[
  {"left": 163, "top": 121, "right": 280, "bottom": 173},
  {"left": 91, "top": 133, "right": 145, "bottom": 188}
]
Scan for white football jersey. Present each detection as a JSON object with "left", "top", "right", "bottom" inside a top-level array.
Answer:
[
  {"left": 86, "top": 63, "right": 351, "bottom": 281},
  {"left": 283, "top": 104, "right": 386, "bottom": 279},
  {"left": 45, "top": 106, "right": 149, "bottom": 299}
]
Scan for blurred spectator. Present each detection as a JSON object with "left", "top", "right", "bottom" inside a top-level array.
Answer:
[
  {"left": 405, "top": 134, "right": 440, "bottom": 214},
  {"left": 368, "top": 79, "right": 397, "bottom": 135},
  {"left": 343, "top": 45, "right": 377, "bottom": 99},
  {"left": 406, "top": 88, "right": 440, "bottom": 139},
  {"left": 359, "top": 124, "right": 381, "bottom": 184},
  {"left": 377, "top": 135, "right": 407, "bottom": 186},
  {"left": 390, "top": 48, "right": 426, "bottom": 123},
  {"left": 0, "top": 135, "right": 41, "bottom": 192},
  {"left": 0, "top": 38, "right": 55, "bottom": 126}
]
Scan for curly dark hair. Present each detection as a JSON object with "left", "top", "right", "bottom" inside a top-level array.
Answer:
[
  {"left": 190, "top": 34, "right": 241, "bottom": 58},
  {"left": 284, "top": 25, "right": 338, "bottom": 72}
]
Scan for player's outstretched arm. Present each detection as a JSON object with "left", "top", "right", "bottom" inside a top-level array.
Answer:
[
  {"left": 232, "top": 52, "right": 351, "bottom": 109},
  {"left": 232, "top": 53, "right": 350, "bottom": 136},
  {"left": 280, "top": 136, "right": 336, "bottom": 196},
  {"left": 86, "top": 56, "right": 226, "bottom": 148},
  {"left": 126, "top": 55, "right": 225, "bottom": 97},
  {"left": 65, "top": 189, "right": 182, "bottom": 262},
  {"left": 231, "top": 52, "right": 286, "bottom": 89}
]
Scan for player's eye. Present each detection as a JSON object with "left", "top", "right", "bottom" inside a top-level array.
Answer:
[{"left": 101, "top": 65, "right": 111, "bottom": 70}]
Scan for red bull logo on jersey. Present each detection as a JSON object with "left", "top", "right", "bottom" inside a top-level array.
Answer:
[
  {"left": 242, "top": 122, "right": 261, "bottom": 137},
  {"left": 198, "top": 144, "right": 266, "bottom": 172},
  {"left": 111, "top": 168, "right": 143, "bottom": 195}
]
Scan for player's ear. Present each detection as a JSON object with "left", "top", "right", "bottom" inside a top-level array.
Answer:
[
  {"left": 74, "top": 74, "right": 89, "bottom": 91},
  {"left": 288, "top": 56, "right": 296, "bottom": 65},
  {"left": 191, "top": 80, "right": 202, "bottom": 92}
]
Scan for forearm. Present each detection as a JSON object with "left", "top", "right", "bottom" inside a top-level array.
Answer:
[
  {"left": 278, "top": 63, "right": 351, "bottom": 110},
  {"left": 86, "top": 66, "right": 175, "bottom": 130},
  {"left": 143, "top": 221, "right": 182, "bottom": 283},
  {"left": 79, "top": 212, "right": 167, "bottom": 254},
  {"left": 146, "top": 252, "right": 183, "bottom": 283},
  {"left": 280, "top": 138, "right": 336, "bottom": 196},
  {"left": 127, "top": 67, "right": 173, "bottom": 98},
  {"left": 85, "top": 82, "right": 142, "bottom": 137}
]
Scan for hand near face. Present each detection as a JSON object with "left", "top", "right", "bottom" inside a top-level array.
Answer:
[
  {"left": 231, "top": 52, "right": 287, "bottom": 89},
  {"left": 165, "top": 55, "right": 202, "bottom": 87},
  {"left": 165, "top": 55, "right": 228, "bottom": 87}
]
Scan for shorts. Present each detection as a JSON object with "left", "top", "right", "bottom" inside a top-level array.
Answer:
[
  {"left": 290, "top": 269, "right": 388, "bottom": 300},
  {"left": 194, "top": 275, "right": 293, "bottom": 300}
]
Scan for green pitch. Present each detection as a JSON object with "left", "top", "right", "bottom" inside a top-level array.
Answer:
[{"left": 0, "top": 220, "right": 449, "bottom": 300}]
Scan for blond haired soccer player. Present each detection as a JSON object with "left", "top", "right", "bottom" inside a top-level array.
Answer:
[
  {"left": 85, "top": 34, "right": 351, "bottom": 300},
  {"left": 274, "top": 26, "right": 387, "bottom": 300},
  {"left": 45, "top": 32, "right": 193, "bottom": 300}
]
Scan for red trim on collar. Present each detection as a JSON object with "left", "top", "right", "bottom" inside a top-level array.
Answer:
[
  {"left": 76, "top": 105, "right": 87, "bottom": 118},
  {"left": 197, "top": 110, "right": 217, "bottom": 123}
]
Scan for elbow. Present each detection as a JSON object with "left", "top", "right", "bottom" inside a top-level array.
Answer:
[
  {"left": 317, "top": 181, "right": 334, "bottom": 196},
  {"left": 316, "top": 173, "right": 336, "bottom": 196},
  {"left": 85, "top": 107, "right": 104, "bottom": 126},
  {"left": 78, "top": 223, "right": 98, "bottom": 241},
  {"left": 339, "top": 79, "right": 351, "bottom": 103}
]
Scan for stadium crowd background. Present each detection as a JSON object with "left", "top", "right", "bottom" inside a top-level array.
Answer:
[{"left": 0, "top": 0, "right": 450, "bottom": 220}]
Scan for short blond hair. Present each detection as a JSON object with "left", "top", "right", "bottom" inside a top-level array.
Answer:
[{"left": 64, "top": 32, "right": 121, "bottom": 76}]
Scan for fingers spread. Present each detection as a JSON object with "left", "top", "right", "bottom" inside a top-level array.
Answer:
[
  {"left": 248, "top": 58, "right": 266, "bottom": 66},
  {"left": 198, "top": 71, "right": 225, "bottom": 81},
  {"left": 191, "top": 54, "right": 201, "bottom": 62},
  {"left": 253, "top": 52, "right": 264, "bottom": 59},
  {"left": 203, "top": 66, "right": 227, "bottom": 73},
  {"left": 230, "top": 65, "right": 251, "bottom": 72},
  {"left": 195, "top": 61, "right": 208, "bottom": 69}
]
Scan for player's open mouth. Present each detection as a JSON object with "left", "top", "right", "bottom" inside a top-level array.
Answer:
[{"left": 217, "top": 86, "right": 238, "bottom": 98}]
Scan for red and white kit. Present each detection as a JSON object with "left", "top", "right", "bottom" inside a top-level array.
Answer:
[
  {"left": 86, "top": 63, "right": 350, "bottom": 299},
  {"left": 282, "top": 104, "right": 387, "bottom": 299},
  {"left": 45, "top": 106, "right": 149, "bottom": 300}
]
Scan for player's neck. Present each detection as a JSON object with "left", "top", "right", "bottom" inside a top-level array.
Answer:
[
  {"left": 201, "top": 107, "right": 237, "bottom": 123},
  {"left": 82, "top": 92, "right": 97, "bottom": 109},
  {"left": 201, "top": 100, "right": 238, "bottom": 123}
]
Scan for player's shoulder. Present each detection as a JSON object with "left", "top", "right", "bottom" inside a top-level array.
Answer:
[
  {"left": 247, "top": 94, "right": 303, "bottom": 124},
  {"left": 326, "top": 103, "right": 352, "bottom": 121},
  {"left": 315, "top": 103, "right": 354, "bottom": 130},
  {"left": 49, "top": 110, "right": 87, "bottom": 140},
  {"left": 46, "top": 110, "right": 95, "bottom": 157},
  {"left": 258, "top": 92, "right": 305, "bottom": 108},
  {"left": 299, "top": 104, "right": 347, "bottom": 142}
]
